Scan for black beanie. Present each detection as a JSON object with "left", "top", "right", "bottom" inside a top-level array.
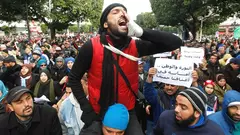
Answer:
[
  {"left": 3, "top": 55, "right": 16, "bottom": 63},
  {"left": 98, "top": 3, "right": 127, "bottom": 34},
  {"left": 178, "top": 87, "right": 207, "bottom": 115}
]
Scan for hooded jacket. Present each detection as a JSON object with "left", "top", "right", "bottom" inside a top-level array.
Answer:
[
  {"left": 154, "top": 110, "right": 224, "bottom": 135},
  {"left": 208, "top": 90, "right": 240, "bottom": 135}
]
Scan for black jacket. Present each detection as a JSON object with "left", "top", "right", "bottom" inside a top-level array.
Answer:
[
  {"left": 50, "top": 65, "right": 67, "bottom": 82},
  {"left": 0, "top": 64, "right": 21, "bottom": 89},
  {"left": 0, "top": 104, "right": 62, "bottom": 135},
  {"left": 14, "top": 73, "right": 39, "bottom": 92}
]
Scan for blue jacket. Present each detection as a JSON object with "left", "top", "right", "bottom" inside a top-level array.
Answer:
[
  {"left": 154, "top": 110, "right": 224, "bottom": 135},
  {"left": 208, "top": 90, "right": 240, "bottom": 135},
  {"left": 144, "top": 82, "right": 177, "bottom": 124},
  {"left": 0, "top": 80, "right": 8, "bottom": 102}
]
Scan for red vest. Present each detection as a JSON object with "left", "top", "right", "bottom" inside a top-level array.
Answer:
[{"left": 88, "top": 36, "right": 139, "bottom": 113}]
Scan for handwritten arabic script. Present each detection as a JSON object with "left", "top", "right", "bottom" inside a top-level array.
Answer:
[{"left": 153, "top": 58, "right": 193, "bottom": 88}]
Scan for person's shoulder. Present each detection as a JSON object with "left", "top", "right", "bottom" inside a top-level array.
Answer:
[
  {"left": 160, "top": 110, "right": 175, "bottom": 120},
  {"left": 204, "top": 119, "right": 225, "bottom": 134},
  {"left": 35, "top": 104, "right": 57, "bottom": 115},
  {"left": 0, "top": 113, "right": 9, "bottom": 128},
  {"left": 208, "top": 111, "right": 222, "bottom": 121}
]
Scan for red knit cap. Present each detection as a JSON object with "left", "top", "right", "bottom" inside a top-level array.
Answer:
[{"left": 204, "top": 80, "right": 214, "bottom": 86}]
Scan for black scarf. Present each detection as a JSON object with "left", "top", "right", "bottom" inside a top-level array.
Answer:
[{"left": 98, "top": 33, "right": 131, "bottom": 118}]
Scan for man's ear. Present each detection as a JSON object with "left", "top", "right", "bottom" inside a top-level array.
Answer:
[
  {"left": 104, "top": 22, "right": 108, "bottom": 29},
  {"left": 7, "top": 104, "right": 14, "bottom": 112},
  {"left": 194, "top": 111, "right": 201, "bottom": 118}
]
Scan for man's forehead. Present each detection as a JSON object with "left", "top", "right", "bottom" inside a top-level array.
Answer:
[
  {"left": 104, "top": 126, "right": 124, "bottom": 132},
  {"left": 110, "top": 6, "right": 126, "bottom": 12},
  {"left": 176, "top": 95, "right": 191, "bottom": 106}
]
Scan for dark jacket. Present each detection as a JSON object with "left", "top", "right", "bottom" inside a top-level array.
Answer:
[
  {"left": 222, "top": 64, "right": 240, "bottom": 91},
  {"left": 154, "top": 110, "right": 224, "bottom": 135},
  {"left": 0, "top": 64, "right": 21, "bottom": 89},
  {"left": 144, "top": 82, "right": 177, "bottom": 124},
  {"left": 206, "top": 61, "right": 221, "bottom": 81},
  {"left": 208, "top": 90, "right": 240, "bottom": 135},
  {"left": 50, "top": 65, "right": 67, "bottom": 82},
  {"left": 0, "top": 104, "right": 62, "bottom": 135},
  {"left": 14, "top": 73, "right": 39, "bottom": 92}
]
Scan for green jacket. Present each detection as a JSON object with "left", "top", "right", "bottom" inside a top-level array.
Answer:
[
  {"left": 214, "top": 83, "right": 232, "bottom": 109},
  {"left": 233, "top": 122, "right": 240, "bottom": 135}
]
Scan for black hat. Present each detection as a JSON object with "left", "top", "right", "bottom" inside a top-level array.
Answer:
[
  {"left": 3, "top": 55, "right": 16, "bottom": 63},
  {"left": 0, "top": 55, "right": 3, "bottom": 61},
  {"left": 178, "top": 87, "right": 207, "bottom": 115},
  {"left": 6, "top": 86, "right": 32, "bottom": 103},
  {"left": 98, "top": 3, "right": 127, "bottom": 34}
]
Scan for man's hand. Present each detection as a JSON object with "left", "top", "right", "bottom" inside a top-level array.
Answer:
[
  {"left": 122, "top": 11, "right": 143, "bottom": 37},
  {"left": 146, "top": 67, "right": 157, "bottom": 83}
]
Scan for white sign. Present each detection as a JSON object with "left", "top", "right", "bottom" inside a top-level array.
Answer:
[
  {"left": 180, "top": 47, "right": 204, "bottom": 64},
  {"left": 153, "top": 58, "right": 193, "bottom": 88},
  {"left": 153, "top": 52, "right": 172, "bottom": 57}
]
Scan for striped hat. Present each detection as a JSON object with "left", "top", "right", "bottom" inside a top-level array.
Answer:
[{"left": 179, "top": 87, "right": 207, "bottom": 114}]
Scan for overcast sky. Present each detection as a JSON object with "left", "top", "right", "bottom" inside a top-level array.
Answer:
[{"left": 103, "top": 0, "right": 152, "bottom": 20}]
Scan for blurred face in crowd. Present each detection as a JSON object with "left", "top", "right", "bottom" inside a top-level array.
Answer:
[
  {"left": 4, "top": 62, "right": 11, "bottom": 68},
  {"left": 67, "top": 61, "right": 74, "bottom": 70},
  {"left": 102, "top": 126, "right": 125, "bottom": 135},
  {"left": 32, "top": 54, "right": 40, "bottom": 60},
  {"left": 104, "top": 6, "right": 128, "bottom": 37},
  {"left": 138, "top": 63, "right": 144, "bottom": 74},
  {"left": 192, "top": 70, "right": 199, "bottom": 83},
  {"left": 209, "top": 55, "right": 217, "bottom": 64},
  {"left": 40, "top": 72, "right": 48, "bottom": 83},
  {"left": 217, "top": 79, "right": 226, "bottom": 87},
  {"left": 8, "top": 93, "right": 34, "bottom": 121},
  {"left": 205, "top": 43, "right": 211, "bottom": 49},
  {"left": 41, "top": 46, "right": 46, "bottom": 51},
  {"left": 65, "top": 87, "right": 72, "bottom": 97},
  {"left": 40, "top": 63, "right": 47, "bottom": 70},
  {"left": 164, "top": 84, "right": 179, "bottom": 96},
  {"left": 175, "top": 95, "right": 200, "bottom": 127},
  {"left": 218, "top": 47, "right": 225, "bottom": 55},
  {"left": 227, "top": 105, "right": 240, "bottom": 122},
  {"left": 230, "top": 63, "right": 240, "bottom": 70},
  {"left": 64, "top": 42, "right": 70, "bottom": 48},
  {"left": 25, "top": 47, "right": 31, "bottom": 54},
  {"left": 56, "top": 60, "right": 64, "bottom": 67},
  {"left": 204, "top": 84, "right": 214, "bottom": 95},
  {"left": 21, "top": 66, "right": 29, "bottom": 76}
]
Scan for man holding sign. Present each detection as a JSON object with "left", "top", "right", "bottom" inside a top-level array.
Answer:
[{"left": 144, "top": 67, "right": 180, "bottom": 124}]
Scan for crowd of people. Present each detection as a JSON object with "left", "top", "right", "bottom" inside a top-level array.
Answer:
[{"left": 0, "top": 3, "right": 239, "bottom": 135}]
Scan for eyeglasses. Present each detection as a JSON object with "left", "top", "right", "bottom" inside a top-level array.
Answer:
[{"left": 40, "top": 65, "right": 46, "bottom": 67}]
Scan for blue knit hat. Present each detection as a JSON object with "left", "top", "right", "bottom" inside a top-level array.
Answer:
[
  {"left": 65, "top": 57, "right": 75, "bottom": 64},
  {"left": 102, "top": 103, "right": 129, "bottom": 130}
]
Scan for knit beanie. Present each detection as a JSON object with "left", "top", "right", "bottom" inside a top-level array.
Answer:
[
  {"left": 102, "top": 103, "right": 129, "bottom": 131},
  {"left": 99, "top": 3, "right": 127, "bottom": 34},
  {"left": 55, "top": 56, "right": 64, "bottom": 63},
  {"left": 203, "top": 80, "right": 214, "bottom": 86},
  {"left": 178, "top": 87, "right": 208, "bottom": 114},
  {"left": 216, "top": 74, "right": 225, "bottom": 82},
  {"left": 65, "top": 57, "right": 75, "bottom": 64}
]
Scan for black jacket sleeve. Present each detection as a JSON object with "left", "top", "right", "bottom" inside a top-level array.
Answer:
[
  {"left": 68, "top": 40, "right": 98, "bottom": 126},
  {"left": 136, "top": 29, "right": 183, "bottom": 57}
]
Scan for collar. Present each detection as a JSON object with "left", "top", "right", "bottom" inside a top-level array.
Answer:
[
  {"left": 8, "top": 104, "right": 41, "bottom": 129},
  {"left": 188, "top": 114, "right": 205, "bottom": 128}
]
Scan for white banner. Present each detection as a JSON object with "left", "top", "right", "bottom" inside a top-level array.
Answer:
[
  {"left": 153, "top": 52, "right": 172, "bottom": 58},
  {"left": 180, "top": 47, "right": 204, "bottom": 64},
  {"left": 153, "top": 58, "right": 193, "bottom": 88}
]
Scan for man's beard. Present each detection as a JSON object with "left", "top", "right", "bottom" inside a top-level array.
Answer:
[
  {"left": 107, "top": 23, "right": 128, "bottom": 38},
  {"left": 175, "top": 113, "right": 196, "bottom": 127}
]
